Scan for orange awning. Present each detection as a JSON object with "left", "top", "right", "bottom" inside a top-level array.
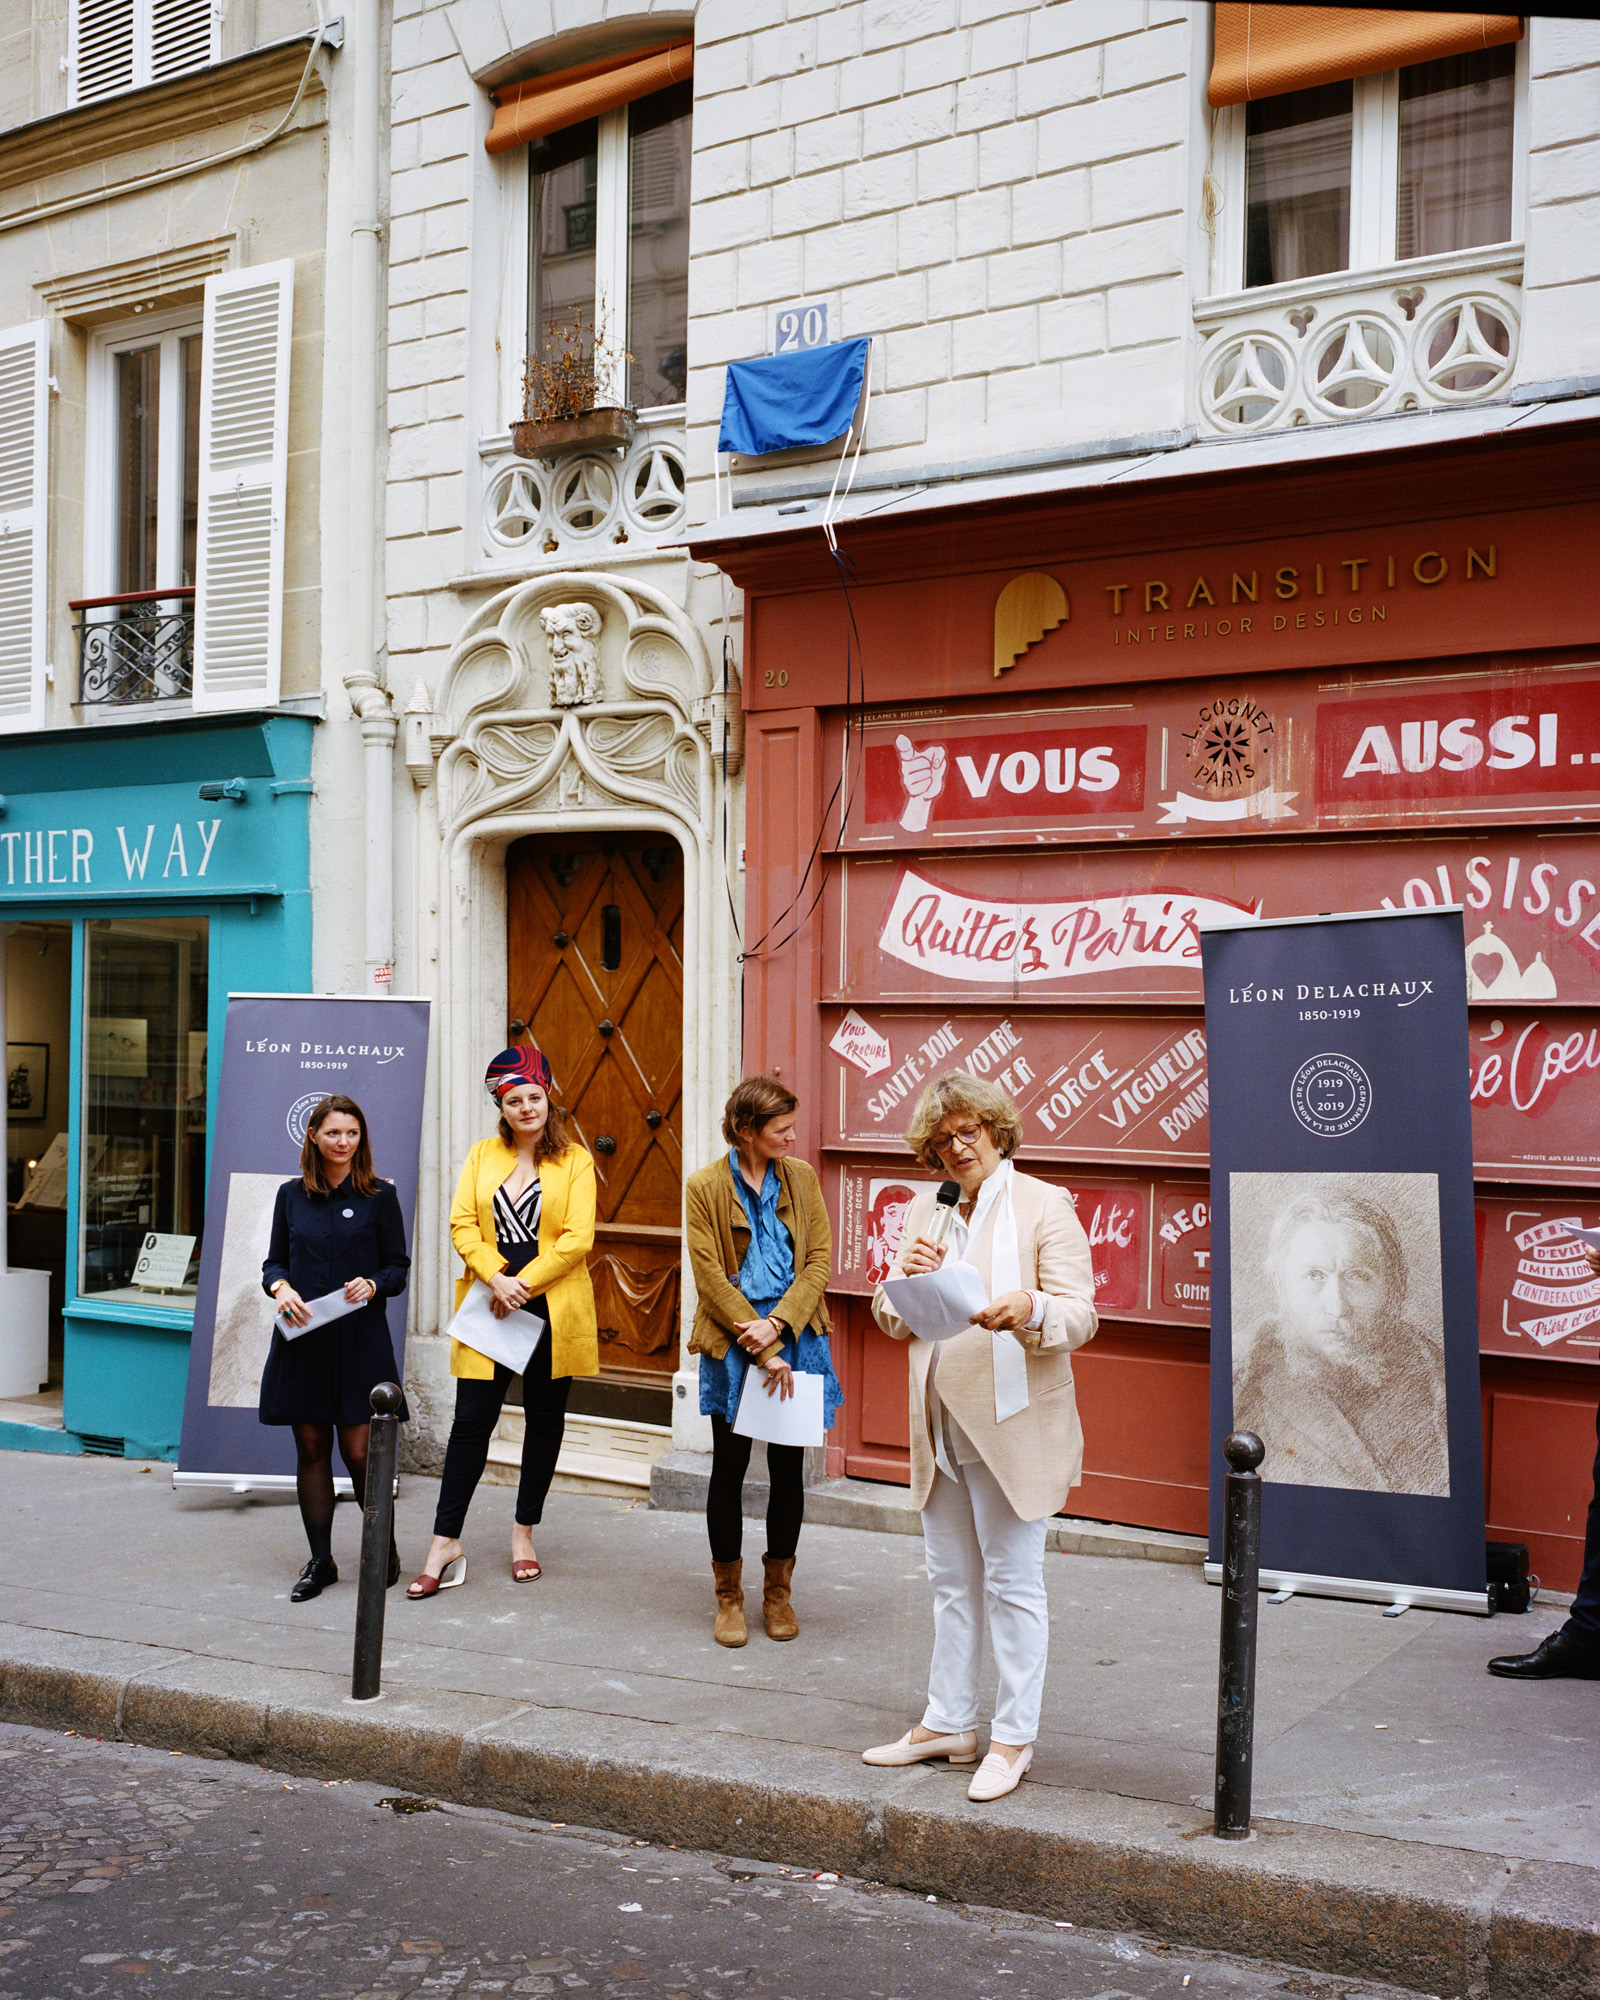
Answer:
[
  {"left": 485, "top": 40, "right": 694, "bottom": 156},
  {"left": 1208, "top": 5, "right": 1522, "bottom": 106}
]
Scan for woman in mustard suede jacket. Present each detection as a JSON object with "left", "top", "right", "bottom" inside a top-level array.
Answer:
[{"left": 407, "top": 1044, "right": 597, "bottom": 1598}]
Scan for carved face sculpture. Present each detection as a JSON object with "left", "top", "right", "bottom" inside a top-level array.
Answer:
[{"left": 540, "top": 603, "right": 604, "bottom": 707}]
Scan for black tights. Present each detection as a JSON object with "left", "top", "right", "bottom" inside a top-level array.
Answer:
[
  {"left": 291, "top": 1422, "right": 370, "bottom": 1564},
  {"left": 706, "top": 1414, "right": 804, "bottom": 1566}
]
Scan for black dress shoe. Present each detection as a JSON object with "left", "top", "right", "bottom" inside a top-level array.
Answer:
[
  {"left": 387, "top": 1539, "right": 402, "bottom": 1589},
  {"left": 290, "top": 1556, "right": 338, "bottom": 1603},
  {"left": 1486, "top": 1628, "right": 1600, "bottom": 1680}
]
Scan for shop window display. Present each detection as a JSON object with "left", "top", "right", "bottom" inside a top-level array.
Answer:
[{"left": 80, "top": 918, "right": 208, "bottom": 1304}]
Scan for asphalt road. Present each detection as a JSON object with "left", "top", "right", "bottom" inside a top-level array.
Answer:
[{"left": 0, "top": 1723, "right": 1443, "bottom": 2000}]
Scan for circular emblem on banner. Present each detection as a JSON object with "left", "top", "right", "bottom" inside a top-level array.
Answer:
[
  {"left": 286, "top": 1093, "right": 326, "bottom": 1147},
  {"left": 1290, "top": 1054, "right": 1372, "bottom": 1138}
]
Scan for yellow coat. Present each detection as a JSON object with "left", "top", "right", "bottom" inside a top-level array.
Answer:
[{"left": 448, "top": 1137, "right": 598, "bottom": 1381}]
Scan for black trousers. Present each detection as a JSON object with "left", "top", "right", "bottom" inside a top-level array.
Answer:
[
  {"left": 1566, "top": 1392, "right": 1600, "bottom": 1646},
  {"left": 433, "top": 1327, "right": 571, "bottom": 1537},
  {"left": 706, "top": 1413, "right": 804, "bottom": 1565}
]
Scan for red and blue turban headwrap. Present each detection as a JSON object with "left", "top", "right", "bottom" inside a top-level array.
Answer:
[{"left": 485, "top": 1044, "right": 554, "bottom": 1100}]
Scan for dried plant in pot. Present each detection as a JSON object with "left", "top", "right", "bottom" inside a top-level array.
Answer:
[{"left": 513, "top": 307, "right": 635, "bottom": 458}]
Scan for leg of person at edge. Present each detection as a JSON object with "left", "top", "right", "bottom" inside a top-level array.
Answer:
[
  {"left": 1489, "top": 1284, "right": 1600, "bottom": 1680},
  {"left": 685, "top": 1076, "right": 840, "bottom": 1647},
  {"left": 408, "top": 1044, "right": 599, "bottom": 1599},
  {"left": 862, "top": 1072, "right": 1098, "bottom": 1801},
  {"left": 259, "top": 1096, "right": 412, "bottom": 1602}
]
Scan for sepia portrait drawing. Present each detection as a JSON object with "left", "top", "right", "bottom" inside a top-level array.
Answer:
[{"left": 1230, "top": 1172, "right": 1450, "bottom": 1497}]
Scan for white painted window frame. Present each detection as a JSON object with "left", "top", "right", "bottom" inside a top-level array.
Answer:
[
  {"left": 0, "top": 320, "right": 51, "bottom": 730},
  {"left": 83, "top": 307, "right": 202, "bottom": 602},
  {"left": 497, "top": 102, "right": 685, "bottom": 427},
  {"left": 1207, "top": 39, "right": 1528, "bottom": 297}
]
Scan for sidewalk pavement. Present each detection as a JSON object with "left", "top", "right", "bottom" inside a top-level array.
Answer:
[{"left": 4, "top": 1452, "right": 1595, "bottom": 1999}]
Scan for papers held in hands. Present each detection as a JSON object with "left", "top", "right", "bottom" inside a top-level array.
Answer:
[
  {"left": 444, "top": 1279, "right": 546, "bottom": 1376},
  {"left": 880, "top": 1261, "right": 990, "bottom": 1342},
  {"left": 277, "top": 1287, "right": 365, "bottom": 1343},
  {"left": 733, "top": 1363, "right": 826, "bottom": 1448},
  {"left": 1562, "top": 1225, "right": 1600, "bottom": 1253}
]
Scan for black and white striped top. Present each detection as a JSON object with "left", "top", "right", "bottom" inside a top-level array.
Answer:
[{"left": 492, "top": 1173, "right": 542, "bottom": 1249}]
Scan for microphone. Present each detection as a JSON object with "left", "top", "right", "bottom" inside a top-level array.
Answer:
[{"left": 922, "top": 1180, "right": 962, "bottom": 1253}]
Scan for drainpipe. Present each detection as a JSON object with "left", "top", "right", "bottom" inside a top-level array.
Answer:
[{"left": 343, "top": 0, "right": 394, "bottom": 989}]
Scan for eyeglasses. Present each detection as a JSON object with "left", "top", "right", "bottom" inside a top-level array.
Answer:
[{"left": 930, "top": 1124, "right": 985, "bottom": 1157}]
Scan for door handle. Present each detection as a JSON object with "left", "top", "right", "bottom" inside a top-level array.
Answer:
[{"left": 594, "top": 1135, "right": 617, "bottom": 1155}]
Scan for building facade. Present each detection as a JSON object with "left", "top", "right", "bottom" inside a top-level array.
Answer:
[
  {"left": 0, "top": 1, "right": 367, "bottom": 1457},
  {"left": 384, "top": 0, "right": 1600, "bottom": 1572}
]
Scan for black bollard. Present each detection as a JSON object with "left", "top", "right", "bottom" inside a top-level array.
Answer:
[
  {"left": 351, "top": 1382, "right": 404, "bottom": 1703},
  {"left": 1213, "top": 1429, "right": 1265, "bottom": 1839}
]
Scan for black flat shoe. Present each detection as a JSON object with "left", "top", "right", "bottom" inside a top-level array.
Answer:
[
  {"left": 1486, "top": 1628, "right": 1600, "bottom": 1680},
  {"left": 290, "top": 1556, "right": 338, "bottom": 1604},
  {"left": 387, "top": 1539, "right": 401, "bottom": 1589}
]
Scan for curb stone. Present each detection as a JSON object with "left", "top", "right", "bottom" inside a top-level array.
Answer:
[{"left": 1, "top": 1633, "right": 1593, "bottom": 2000}]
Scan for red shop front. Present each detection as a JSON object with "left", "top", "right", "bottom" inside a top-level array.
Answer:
[{"left": 693, "top": 409, "right": 1600, "bottom": 1592}]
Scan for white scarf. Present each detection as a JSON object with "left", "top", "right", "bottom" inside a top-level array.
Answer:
[{"left": 930, "top": 1162, "right": 1031, "bottom": 1479}]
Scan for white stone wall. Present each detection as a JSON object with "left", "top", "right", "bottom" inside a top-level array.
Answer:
[
  {"left": 1520, "top": 15, "right": 1600, "bottom": 387},
  {"left": 686, "top": 0, "right": 1209, "bottom": 505}
]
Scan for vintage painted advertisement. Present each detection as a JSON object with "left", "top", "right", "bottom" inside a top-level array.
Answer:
[
  {"left": 822, "top": 1002, "right": 1600, "bottom": 1182},
  {"left": 822, "top": 1008, "right": 1209, "bottom": 1165},
  {"left": 828, "top": 1158, "right": 1210, "bottom": 1330},
  {"left": 837, "top": 663, "right": 1600, "bottom": 851},
  {"left": 1477, "top": 1195, "right": 1600, "bottom": 1364},
  {"left": 830, "top": 832, "right": 1600, "bottom": 1007}
]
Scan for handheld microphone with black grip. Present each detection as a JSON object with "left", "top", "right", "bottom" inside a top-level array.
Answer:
[{"left": 920, "top": 1180, "right": 963, "bottom": 1256}]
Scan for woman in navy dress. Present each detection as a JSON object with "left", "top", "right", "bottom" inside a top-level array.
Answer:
[{"left": 260, "top": 1094, "right": 410, "bottom": 1603}]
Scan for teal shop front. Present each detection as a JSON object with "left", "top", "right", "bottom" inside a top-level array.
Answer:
[{"left": 0, "top": 715, "right": 312, "bottom": 1460}]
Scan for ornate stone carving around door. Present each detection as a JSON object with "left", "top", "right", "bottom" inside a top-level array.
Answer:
[{"left": 423, "top": 573, "right": 726, "bottom": 838}]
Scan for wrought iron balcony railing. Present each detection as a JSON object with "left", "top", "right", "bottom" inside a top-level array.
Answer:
[{"left": 72, "top": 587, "right": 195, "bottom": 706}]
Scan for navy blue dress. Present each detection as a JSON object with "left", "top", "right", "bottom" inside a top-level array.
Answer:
[{"left": 258, "top": 1178, "right": 411, "bottom": 1427}]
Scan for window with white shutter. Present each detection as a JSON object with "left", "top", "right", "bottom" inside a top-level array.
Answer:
[
  {"left": 0, "top": 323, "right": 50, "bottom": 731},
  {"left": 192, "top": 263, "right": 293, "bottom": 714},
  {"left": 69, "top": 0, "right": 217, "bottom": 107}
]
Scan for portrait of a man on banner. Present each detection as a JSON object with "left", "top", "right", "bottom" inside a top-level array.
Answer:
[{"left": 1230, "top": 1173, "right": 1450, "bottom": 1498}]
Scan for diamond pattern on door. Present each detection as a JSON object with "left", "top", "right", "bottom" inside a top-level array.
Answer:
[{"left": 507, "top": 835, "right": 683, "bottom": 1384}]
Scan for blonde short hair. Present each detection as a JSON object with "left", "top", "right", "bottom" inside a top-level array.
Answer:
[{"left": 905, "top": 1071, "right": 1024, "bottom": 1172}]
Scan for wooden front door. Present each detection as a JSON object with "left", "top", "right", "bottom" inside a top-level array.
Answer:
[{"left": 506, "top": 834, "right": 684, "bottom": 1410}]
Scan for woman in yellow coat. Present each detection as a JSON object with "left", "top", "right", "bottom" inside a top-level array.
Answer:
[{"left": 407, "top": 1044, "right": 597, "bottom": 1597}]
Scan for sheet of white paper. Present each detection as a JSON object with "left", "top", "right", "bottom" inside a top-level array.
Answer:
[
  {"left": 732, "top": 1365, "right": 826, "bottom": 1448},
  {"left": 277, "top": 1287, "right": 366, "bottom": 1344},
  {"left": 444, "top": 1279, "right": 545, "bottom": 1376},
  {"left": 881, "top": 1261, "right": 990, "bottom": 1341},
  {"left": 1562, "top": 1225, "right": 1600, "bottom": 1251}
]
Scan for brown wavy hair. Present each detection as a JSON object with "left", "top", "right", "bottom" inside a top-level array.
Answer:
[
  {"left": 498, "top": 1087, "right": 574, "bottom": 1162},
  {"left": 300, "top": 1095, "right": 381, "bottom": 1197}
]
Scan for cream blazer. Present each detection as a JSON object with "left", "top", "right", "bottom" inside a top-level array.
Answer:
[{"left": 871, "top": 1171, "right": 1097, "bottom": 1521}]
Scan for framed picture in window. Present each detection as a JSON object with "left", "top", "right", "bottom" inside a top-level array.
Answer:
[{"left": 7, "top": 1043, "right": 49, "bottom": 1120}]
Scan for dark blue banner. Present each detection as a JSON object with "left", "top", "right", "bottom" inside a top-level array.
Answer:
[
  {"left": 1202, "top": 910, "right": 1486, "bottom": 1608},
  {"left": 177, "top": 995, "right": 431, "bottom": 1482}
]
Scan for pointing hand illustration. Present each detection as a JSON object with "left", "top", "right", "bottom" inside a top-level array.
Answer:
[{"left": 896, "top": 733, "right": 947, "bottom": 832}]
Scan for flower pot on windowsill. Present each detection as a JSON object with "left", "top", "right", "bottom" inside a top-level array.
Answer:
[{"left": 511, "top": 407, "right": 636, "bottom": 458}]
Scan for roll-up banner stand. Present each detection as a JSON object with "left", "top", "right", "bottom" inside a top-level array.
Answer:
[
  {"left": 1200, "top": 909, "right": 1488, "bottom": 1614},
  {"left": 175, "top": 995, "right": 432, "bottom": 1491}
]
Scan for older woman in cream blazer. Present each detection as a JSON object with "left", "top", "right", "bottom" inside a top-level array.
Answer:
[{"left": 864, "top": 1072, "right": 1096, "bottom": 1802}]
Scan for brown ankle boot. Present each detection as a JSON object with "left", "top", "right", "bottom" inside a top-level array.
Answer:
[
  {"left": 712, "top": 1558, "right": 747, "bottom": 1647},
  {"left": 762, "top": 1554, "right": 799, "bottom": 1641}
]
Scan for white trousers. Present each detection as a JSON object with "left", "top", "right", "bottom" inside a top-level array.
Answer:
[{"left": 919, "top": 1453, "right": 1050, "bottom": 1746}]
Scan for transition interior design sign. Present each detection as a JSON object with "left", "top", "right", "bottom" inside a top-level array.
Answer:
[
  {"left": 1201, "top": 908, "right": 1487, "bottom": 1609},
  {"left": 177, "top": 994, "right": 431, "bottom": 1483}
]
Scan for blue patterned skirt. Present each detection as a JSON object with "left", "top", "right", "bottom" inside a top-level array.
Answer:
[{"left": 698, "top": 1308, "right": 844, "bottom": 1431}]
